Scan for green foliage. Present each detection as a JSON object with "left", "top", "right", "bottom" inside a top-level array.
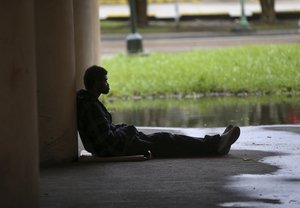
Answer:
[
  {"left": 101, "top": 44, "right": 300, "bottom": 98},
  {"left": 100, "top": 20, "right": 298, "bottom": 34}
]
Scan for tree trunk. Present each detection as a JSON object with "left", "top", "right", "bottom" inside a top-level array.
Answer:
[
  {"left": 136, "top": 0, "right": 148, "bottom": 27},
  {"left": 259, "top": 0, "right": 276, "bottom": 23}
]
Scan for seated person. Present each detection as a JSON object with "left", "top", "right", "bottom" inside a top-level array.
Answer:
[{"left": 77, "top": 65, "right": 240, "bottom": 158}]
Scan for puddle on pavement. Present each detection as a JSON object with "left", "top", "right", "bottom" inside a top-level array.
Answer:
[
  {"left": 218, "top": 125, "right": 300, "bottom": 208},
  {"left": 105, "top": 95, "right": 300, "bottom": 127},
  {"left": 221, "top": 200, "right": 282, "bottom": 207}
]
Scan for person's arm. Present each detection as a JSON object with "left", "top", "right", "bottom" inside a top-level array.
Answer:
[
  {"left": 115, "top": 124, "right": 127, "bottom": 128},
  {"left": 86, "top": 103, "right": 128, "bottom": 149}
]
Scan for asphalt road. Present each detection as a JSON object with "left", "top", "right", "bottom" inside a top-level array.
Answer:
[{"left": 101, "top": 32, "right": 300, "bottom": 56}]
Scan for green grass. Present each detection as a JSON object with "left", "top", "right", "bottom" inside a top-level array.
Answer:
[
  {"left": 101, "top": 44, "right": 300, "bottom": 98},
  {"left": 100, "top": 19, "right": 299, "bottom": 34},
  {"left": 101, "top": 20, "right": 174, "bottom": 33}
]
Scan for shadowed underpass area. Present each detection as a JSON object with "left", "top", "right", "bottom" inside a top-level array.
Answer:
[
  {"left": 39, "top": 2, "right": 300, "bottom": 207},
  {"left": 40, "top": 149, "right": 278, "bottom": 208},
  {"left": 2, "top": 1, "right": 300, "bottom": 207},
  {"left": 40, "top": 125, "right": 300, "bottom": 207}
]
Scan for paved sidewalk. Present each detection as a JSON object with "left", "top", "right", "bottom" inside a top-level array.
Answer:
[
  {"left": 40, "top": 125, "right": 300, "bottom": 208},
  {"left": 99, "top": 0, "right": 300, "bottom": 19}
]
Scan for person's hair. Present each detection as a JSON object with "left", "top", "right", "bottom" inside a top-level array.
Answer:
[{"left": 83, "top": 65, "right": 107, "bottom": 90}]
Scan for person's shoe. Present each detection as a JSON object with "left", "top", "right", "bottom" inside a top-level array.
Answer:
[
  {"left": 222, "top": 124, "right": 234, "bottom": 135},
  {"left": 221, "top": 125, "right": 234, "bottom": 153},
  {"left": 217, "top": 126, "right": 240, "bottom": 155},
  {"left": 144, "top": 150, "right": 152, "bottom": 160}
]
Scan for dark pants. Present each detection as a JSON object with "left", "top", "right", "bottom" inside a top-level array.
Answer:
[{"left": 125, "top": 132, "right": 221, "bottom": 158}]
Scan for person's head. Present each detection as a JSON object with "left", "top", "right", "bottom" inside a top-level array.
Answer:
[{"left": 83, "top": 65, "right": 110, "bottom": 96}]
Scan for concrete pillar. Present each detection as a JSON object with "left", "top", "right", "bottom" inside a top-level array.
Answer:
[
  {"left": 0, "top": 1, "right": 39, "bottom": 207},
  {"left": 35, "top": 0, "right": 77, "bottom": 164},
  {"left": 74, "top": 0, "right": 101, "bottom": 89}
]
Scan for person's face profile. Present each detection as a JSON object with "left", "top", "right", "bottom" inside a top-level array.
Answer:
[{"left": 97, "top": 75, "right": 109, "bottom": 94}]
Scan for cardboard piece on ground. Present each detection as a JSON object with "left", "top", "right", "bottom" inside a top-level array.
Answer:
[{"left": 79, "top": 150, "right": 147, "bottom": 162}]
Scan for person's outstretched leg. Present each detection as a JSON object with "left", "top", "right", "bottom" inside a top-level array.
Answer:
[
  {"left": 143, "top": 132, "right": 221, "bottom": 158},
  {"left": 125, "top": 126, "right": 240, "bottom": 158},
  {"left": 143, "top": 125, "right": 240, "bottom": 158}
]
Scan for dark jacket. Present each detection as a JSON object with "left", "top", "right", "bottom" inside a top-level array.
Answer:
[{"left": 77, "top": 89, "right": 139, "bottom": 156}]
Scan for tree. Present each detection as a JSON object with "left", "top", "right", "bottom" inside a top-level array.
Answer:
[
  {"left": 135, "top": 0, "right": 148, "bottom": 27},
  {"left": 259, "top": 0, "right": 276, "bottom": 23}
]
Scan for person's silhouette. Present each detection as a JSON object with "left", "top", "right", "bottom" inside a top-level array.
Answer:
[{"left": 77, "top": 65, "right": 240, "bottom": 158}]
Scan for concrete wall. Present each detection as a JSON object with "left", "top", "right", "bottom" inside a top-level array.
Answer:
[
  {"left": 0, "top": 0, "right": 100, "bottom": 205},
  {"left": 35, "top": 0, "right": 101, "bottom": 164},
  {"left": 74, "top": 0, "right": 101, "bottom": 89},
  {"left": 0, "top": 0, "right": 39, "bottom": 207},
  {"left": 35, "top": 0, "right": 78, "bottom": 165}
]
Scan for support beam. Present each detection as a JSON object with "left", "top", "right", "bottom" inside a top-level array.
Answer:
[
  {"left": 74, "top": 0, "right": 101, "bottom": 89},
  {"left": 35, "top": 0, "right": 78, "bottom": 165},
  {"left": 0, "top": 0, "right": 39, "bottom": 206}
]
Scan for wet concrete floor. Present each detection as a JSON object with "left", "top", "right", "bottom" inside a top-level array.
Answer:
[{"left": 40, "top": 125, "right": 300, "bottom": 207}]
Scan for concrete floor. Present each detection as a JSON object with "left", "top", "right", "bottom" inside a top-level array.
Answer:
[{"left": 40, "top": 125, "right": 300, "bottom": 208}]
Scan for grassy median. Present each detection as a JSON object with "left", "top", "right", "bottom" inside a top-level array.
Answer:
[
  {"left": 101, "top": 44, "right": 300, "bottom": 98},
  {"left": 100, "top": 20, "right": 299, "bottom": 34}
]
